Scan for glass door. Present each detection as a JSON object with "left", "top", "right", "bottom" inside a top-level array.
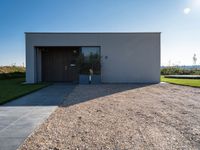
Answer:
[{"left": 78, "top": 47, "right": 101, "bottom": 84}]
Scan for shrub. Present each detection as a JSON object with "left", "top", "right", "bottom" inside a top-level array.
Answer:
[
  {"left": 0, "top": 66, "right": 25, "bottom": 79},
  {"left": 161, "top": 67, "right": 200, "bottom": 75}
]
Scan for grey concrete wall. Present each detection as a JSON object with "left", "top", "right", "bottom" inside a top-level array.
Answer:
[{"left": 25, "top": 33, "right": 160, "bottom": 83}]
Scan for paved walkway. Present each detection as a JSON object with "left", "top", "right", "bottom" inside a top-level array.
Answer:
[{"left": 0, "top": 84, "right": 74, "bottom": 150}]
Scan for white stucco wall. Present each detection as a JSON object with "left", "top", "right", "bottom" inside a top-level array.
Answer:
[{"left": 26, "top": 32, "right": 160, "bottom": 83}]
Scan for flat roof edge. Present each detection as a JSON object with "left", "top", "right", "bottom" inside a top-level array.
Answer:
[{"left": 25, "top": 32, "right": 161, "bottom": 34}]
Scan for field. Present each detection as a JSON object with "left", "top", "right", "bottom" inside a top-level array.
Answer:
[
  {"left": 0, "top": 66, "right": 49, "bottom": 104},
  {"left": 0, "top": 78, "right": 49, "bottom": 104},
  {"left": 161, "top": 76, "right": 200, "bottom": 88}
]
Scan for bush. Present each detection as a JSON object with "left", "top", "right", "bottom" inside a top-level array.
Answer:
[
  {"left": 161, "top": 67, "right": 200, "bottom": 75},
  {"left": 0, "top": 66, "right": 25, "bottom": 79}
]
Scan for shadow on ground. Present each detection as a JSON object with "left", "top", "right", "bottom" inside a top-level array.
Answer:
[
  {"left": 1, "top": 83, "right": 155, "bottom": 107},
  {"left": 1, "top": 83, "right": 75, "bottom": 107},
  {"left": 61, "top": 83, "right": 154, "bottom": 107}
]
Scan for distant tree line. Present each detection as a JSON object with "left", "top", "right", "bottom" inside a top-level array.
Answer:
[
  {"left": 0, "top": 66, "right": 25, "bottom": 79},
  {"left": 161, "top": 67, "right": 200, "bottom": 75},
  {"left": 161, "top": 53, "right": 200, "bottom": 75}
]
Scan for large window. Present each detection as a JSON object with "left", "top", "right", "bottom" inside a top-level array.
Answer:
[{"left": 78, "top": 47, "right": 100, "bottom": 75}]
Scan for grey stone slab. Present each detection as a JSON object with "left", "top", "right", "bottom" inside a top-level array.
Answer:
[
  {"left": 0, "top": 84, "right": 75, "bottom": 150},
  {"left": 0, "top": 137, "right": 24, "bottom": 150},
  {"left": 3, "top": 84, "right": 74, "bottom": 106},
  {"left": 0, "top": 125, "right": 32, "bottom": 138}
]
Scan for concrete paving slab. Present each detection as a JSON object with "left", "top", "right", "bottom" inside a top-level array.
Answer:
[
  {"left": 0, "top": 83, "right": 75, "bottom": 150},
  {"left": 0, "top": 137, "right": 24, "bottom": 150}
]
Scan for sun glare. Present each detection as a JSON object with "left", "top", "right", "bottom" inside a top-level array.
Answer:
[
  {"left": 183, "top": 0, "right": 200, "bottom": 15},
  {"left": 184, "top": 8, "right": 191, "bottom": 14}
]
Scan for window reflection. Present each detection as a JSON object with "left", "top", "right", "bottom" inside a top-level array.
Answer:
[{"left": 78, "top": 47, "right": 100, "bottom": 75}]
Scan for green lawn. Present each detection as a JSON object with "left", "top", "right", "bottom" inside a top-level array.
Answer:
[
  {"left": 161, "top": 76, "right": 200, "bottom": 88},
  {"left": 0, "top": 78, "right": 49, "bottom": 105}
]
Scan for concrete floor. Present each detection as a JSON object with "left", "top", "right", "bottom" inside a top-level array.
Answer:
[{"left": 0, "top": 84, "right": 75, "bottom": 150}]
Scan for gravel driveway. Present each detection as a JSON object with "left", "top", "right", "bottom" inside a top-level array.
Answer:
[{"left": 19, "top": 83, "right": 200, "bottom": 150}]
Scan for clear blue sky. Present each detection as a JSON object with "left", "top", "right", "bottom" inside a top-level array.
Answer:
[{"left": 0, "top": 0, "right": 200, "bottom": 66}]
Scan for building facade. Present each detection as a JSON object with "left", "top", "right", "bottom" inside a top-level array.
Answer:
[{"left": 25, "top": 32, "right": 160, "bottom": 84}]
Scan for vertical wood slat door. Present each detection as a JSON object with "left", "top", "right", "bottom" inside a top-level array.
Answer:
[
  {"left": 41, "top": 47, "right": 79, "bottom": 82},
  {"left": 63, "top": 49, "right": 79, "bottom": 82}
]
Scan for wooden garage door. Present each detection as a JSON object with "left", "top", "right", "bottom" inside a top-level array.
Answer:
[{"left": 41, "top": 47, "right": 79, "bottom": 82}]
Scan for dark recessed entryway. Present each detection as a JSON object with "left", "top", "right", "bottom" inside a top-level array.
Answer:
[{"left": 41, "top": 47, "right": 80, "bottom": 82}]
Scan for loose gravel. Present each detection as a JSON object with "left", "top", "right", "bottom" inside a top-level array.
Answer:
[{"left": 19, "top": 83, "right": 200, "bottom": 150}]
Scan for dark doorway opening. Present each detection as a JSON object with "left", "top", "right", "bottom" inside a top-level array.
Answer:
[{"left": 40, "top": 47, "right": 80, "bottom": 82}]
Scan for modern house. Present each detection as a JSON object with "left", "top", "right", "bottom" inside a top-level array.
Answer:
[{"left": 25, "top": 32, "right": 160, "bottom": 84}]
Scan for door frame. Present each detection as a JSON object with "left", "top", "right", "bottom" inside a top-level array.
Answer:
[{"left": 35, "top": 46, "right": 101, "bottom": 83}]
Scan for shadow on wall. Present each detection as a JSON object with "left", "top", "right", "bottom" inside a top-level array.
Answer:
[{"left": 61, "top": 83, "right": 153, "bottom": 107}]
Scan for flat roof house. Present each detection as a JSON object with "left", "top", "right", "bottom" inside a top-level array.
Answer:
[{"left": 25, "top": 32, "right": 160, "bottom": 84}]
